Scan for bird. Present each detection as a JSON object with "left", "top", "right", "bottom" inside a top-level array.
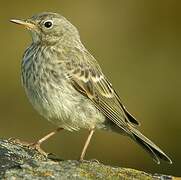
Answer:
[{"left": 10, "top": 12, "right": 172, "bottom": 164}]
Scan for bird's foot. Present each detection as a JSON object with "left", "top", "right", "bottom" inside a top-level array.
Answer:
[
  {"left": 26, "top": 142, "right": 48, "bottom": 156},
  {"left": 79, "top": 158, "right": 100, "bottom": 163},
  {"left": 8, "top": 138, "right": 47, "bottom": 156}
]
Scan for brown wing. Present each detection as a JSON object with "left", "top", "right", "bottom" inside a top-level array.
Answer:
[{"left": 66, "top": 49, "right": 139, "bottom": 130}]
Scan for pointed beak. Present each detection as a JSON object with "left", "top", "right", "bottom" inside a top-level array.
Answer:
[{"left": 10, "top": 19, "right": 36, "bottom": 30}]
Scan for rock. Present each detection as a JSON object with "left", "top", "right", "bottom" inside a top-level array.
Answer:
[{"left": 0, "top": 138, "right": 178, "bottom": 179}]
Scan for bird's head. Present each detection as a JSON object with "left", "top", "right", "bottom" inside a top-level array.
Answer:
[{"left": 10, "top": 12, "right": 80, "bottom": 45}]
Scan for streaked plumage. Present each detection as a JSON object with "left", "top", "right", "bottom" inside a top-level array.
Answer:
[{"left": 12, "top": 12, "right": 172, "bottom": 164}]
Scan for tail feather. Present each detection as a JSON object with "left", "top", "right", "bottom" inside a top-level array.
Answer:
[{"left": 130, "top": 128, "right": 172, "bottom": 164}]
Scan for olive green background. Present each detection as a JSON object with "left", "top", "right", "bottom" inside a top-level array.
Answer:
[{"left": 0, "top": 0, "right": 180, "bottom": 176}]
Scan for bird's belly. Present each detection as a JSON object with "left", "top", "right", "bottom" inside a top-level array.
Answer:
[{"left": 24, "top": 81, "right": 106, "bottom": 131}]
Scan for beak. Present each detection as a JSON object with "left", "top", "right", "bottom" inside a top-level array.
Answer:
[{"left": 10, "top": 19, "right": 36, "bottom": 30}]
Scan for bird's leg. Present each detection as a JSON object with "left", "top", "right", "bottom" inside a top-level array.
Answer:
[
  {"left": 28, "top": 127, "right": 63, "bottom": 156},
  {"left": 36, "top": 127, "right": 63, "bottom": 145},
  {"left": 79, "top": 129, "right": 95, "bottom": 161}
]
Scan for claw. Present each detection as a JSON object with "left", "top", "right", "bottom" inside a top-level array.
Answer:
[{"left": 27, "top": 142, "right": 48, "bottom": 156}]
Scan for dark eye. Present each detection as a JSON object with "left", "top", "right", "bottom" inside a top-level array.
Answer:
[{"left": 44, "top": 20, "right": 53, "bottom": 28}]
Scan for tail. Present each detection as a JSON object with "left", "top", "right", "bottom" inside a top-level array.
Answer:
[{"left": 130, "top": 127, "right": 172, "bottom": 164}]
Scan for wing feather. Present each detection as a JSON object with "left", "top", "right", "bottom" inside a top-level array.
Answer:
[{"left": 65, "top": 49, "right": 139, "bottom": 129}]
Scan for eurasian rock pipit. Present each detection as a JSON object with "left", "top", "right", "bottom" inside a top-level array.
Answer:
[{"left": 11, "top": 12, "right": 172, "bottom": 164}]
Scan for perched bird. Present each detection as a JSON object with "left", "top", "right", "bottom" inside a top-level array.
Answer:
[{"left": 11, "top": 12, "right": 172, "bottom": 164}]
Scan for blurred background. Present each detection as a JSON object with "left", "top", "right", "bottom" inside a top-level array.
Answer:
[{"left": 0, "top": 0, "right": 181, "bottom": 176}]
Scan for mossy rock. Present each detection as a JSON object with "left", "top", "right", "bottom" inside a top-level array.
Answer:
[{"left": 0, "top": 139, "right": 178, "bottom": 180}]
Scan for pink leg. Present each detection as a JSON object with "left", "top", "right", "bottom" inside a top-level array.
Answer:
[
  {"left": 80, "top": 129, "right": 95, "bottom": 161},
  {"left": 29, "top": 127, "right": 63, "bottom": 155}
]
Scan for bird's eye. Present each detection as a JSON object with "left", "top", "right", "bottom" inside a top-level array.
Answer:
[{"left": 43, "top": 20, "right": 53, "bottom": 28}]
